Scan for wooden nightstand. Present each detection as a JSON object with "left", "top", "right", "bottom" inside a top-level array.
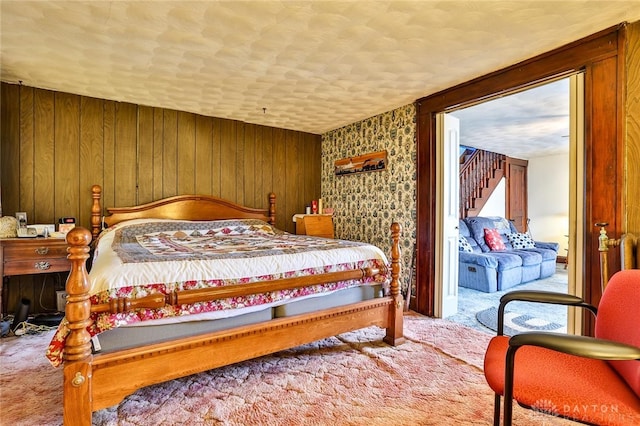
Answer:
[
  {"left": 0, "top": 237, "right": 70, "bottom": 316},
  {"left": 294, "top": 214, "right": 334, "bottom": 238}
]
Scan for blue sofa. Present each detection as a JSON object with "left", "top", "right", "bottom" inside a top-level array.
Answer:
[{"left": 458, "top": 216, "right": 559, "bottom": 293}]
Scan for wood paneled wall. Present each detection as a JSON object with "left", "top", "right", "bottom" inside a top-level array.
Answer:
[
  {"left": 1, "top": 82, "right": 321, "bottom": 314},
  {"left": 1, "top": 82, "right": 321, "bottom": 232},
  {"left": 627, "top": 21, "right": 640, "bottom": 233}
]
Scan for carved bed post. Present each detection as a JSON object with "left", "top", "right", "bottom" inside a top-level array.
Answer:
[
  {"left": 384, "top": 222, "right": 405, "bottom": 346},
  {"left": 63, "top": 227, "right": 93, "bottom": 426},
  {"left": 268, "top": 192, "right": 276, "bottom": 225},
  {"left": 91, "top": 185, "right": 102, "bottom": 241}
]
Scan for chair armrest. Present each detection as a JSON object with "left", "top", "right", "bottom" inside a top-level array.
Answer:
[
  {"left": 496, "top": 291, "right": 597, "bottom": 335},
  {"left": 508, "top": 332, "right": 640, "bottom": 361},
  {"left": 500, "top": 290, "right": 587, "bottom": 306}
]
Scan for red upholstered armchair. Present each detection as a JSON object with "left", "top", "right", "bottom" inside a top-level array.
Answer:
[{"left": 484, "top": 269, "right": 640, "bottom": 425}]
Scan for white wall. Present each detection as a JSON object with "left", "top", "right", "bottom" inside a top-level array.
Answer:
[
  {"left": 528, "top": 153, "right": 569, "bottom": 254},
  {"left": 477, "top": 154, "right": 569, "bottom": 255},
  {"left": 479, "top": 178, "right": 506, "bottom": 217}
]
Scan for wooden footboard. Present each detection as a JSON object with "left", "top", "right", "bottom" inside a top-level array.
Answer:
[{"left": 62, "top": 194, "right": 404, "bottom": 425}]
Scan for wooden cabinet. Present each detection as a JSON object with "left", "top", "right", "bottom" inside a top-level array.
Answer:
[
  {"left": 294, "top": 215, "right": 334, "bottom": 238},
  {"left": 0, "top": 237, "right": 70, "bottom": 316}
]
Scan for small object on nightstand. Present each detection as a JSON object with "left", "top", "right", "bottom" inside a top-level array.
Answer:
[
  {"left": 0, "top": 216, "right": 18, "bottom": 238},
  {"left": 295, "top": 214, "right": 334, "bottom": 238},
  {"left": 59, "top": 223, "right": 75, "bottom": 234}
]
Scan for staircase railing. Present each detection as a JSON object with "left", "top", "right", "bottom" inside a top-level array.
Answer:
[{"left": 460, "top": 149, "right": 506, "bottom": 218}]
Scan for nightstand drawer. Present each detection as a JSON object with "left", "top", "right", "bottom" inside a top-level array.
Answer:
[
  {"left": 4, "top": 258, "right": 70, "bottom": 275},
  {"left": 3, "top": 243, "right": 67, "bottom": 260}
]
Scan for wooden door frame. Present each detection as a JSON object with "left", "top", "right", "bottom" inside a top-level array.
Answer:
[
  {"left": 414, "top": 25, "right": 625, "bottom": 335},
  {"left": 506, "top": 157, "right": 529, "bottom": 233}
]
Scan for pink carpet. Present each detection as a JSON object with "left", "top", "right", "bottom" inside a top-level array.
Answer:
[{"left": 0, "top": 312, "right": 575, "bottom": 425}]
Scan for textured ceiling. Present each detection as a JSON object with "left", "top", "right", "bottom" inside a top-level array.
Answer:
[
  {"left": 2, "top": 1, "right": 640, "bottom": 153},
  {"left": 450, "top": 78, "right": 571, "bottom": 159}
]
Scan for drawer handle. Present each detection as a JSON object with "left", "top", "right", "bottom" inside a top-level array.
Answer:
[
  {"left": 34, "top": 261, "right": 51, "bottom": 271},
  {"left": 35, "top": 247, "right": 49, "bottom": 255}
]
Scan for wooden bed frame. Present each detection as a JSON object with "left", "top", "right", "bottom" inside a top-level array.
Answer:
[{"left": 62, "top": 185, "right": 405, "bottom": 425}]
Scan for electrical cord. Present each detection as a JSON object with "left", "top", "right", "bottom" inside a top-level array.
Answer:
[
  {"left": 11, "top": 320, "right": 56, "bottom": 336},
  {"left": 39, "top": 273, "right": 64, "bottom": 312}
]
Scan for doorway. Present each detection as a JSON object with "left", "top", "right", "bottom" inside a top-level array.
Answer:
[
  {"left": 413, "top": 27, "right": 624, "bottom": 337},
  {"left": 436, "top": 77, "right": 576, "bottom": 334}
]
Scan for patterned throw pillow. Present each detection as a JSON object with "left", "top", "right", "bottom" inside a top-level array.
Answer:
[
  {"left": 507, "top": 232, "right": 535, "bottom": 249},
  {"left": 484, "top": 228, "right": 506, "bottom": 251},
  {"left": 458, "top": 235, "right": 473, "bottom": 253}
]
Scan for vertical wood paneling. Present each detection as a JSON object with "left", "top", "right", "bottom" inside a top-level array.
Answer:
[
  {"left": 272, "top": 128, "right": 287, "bottom": 231},
  {"left": 177, "top": 111, "right": 195, "bottom": 194},
  {"left": 162, "top": 110, "right": 178, "bottom": 197},
  {"left": 138, "top": 105, "right": 155, "bottom": 204},
  {"left": 244, "top": 124, "right": 256, "bottom": 207},
  {"left": 114, "top": 103, "right": 137, "bottom": 206},
  {"left": 1, "top": 81, "right": 321, "bottom": 314},
  {"left": 259, "top": 127, "right": 272, "bottom": 205},
  {"left": 254, "top": 125, "right": 265, "bottom": 205},
  {"left": 152, "top": 108, "right": 164, "bottom": 201},
  {"left": 0, "top": 83, "right": 20, "bottom": 216},
  {"left": 103, "top": 101, "right": 116, "bottom": 213},
  {"left": 195, "top": 115, "right": 213, "bottom": 194},
  {"left": 211, "top": 118, "right": 222, "bottom": 197},
  {"left": 2, "top": 81, "right": 321, "bottom": 231},
  {"left": 19, "top": 87, "right": 35, "bottom": 217},
  {"left": 33, "top": 89, "right": 55, "bottom": 222},
  {"left": 220, "top": 119, "right": 237, "bottom": 201},
  {"left": 54, "top": 92, "right": 80, "bottom": 221},
  {"left": 626, "top": 22, "right": 640, "bottom": 232},
  {"left": 79, "top": 97, "right": 104, "bottom": 226},
  {"left": 235, "top": 123, "right": 245, "bottom": 206},
  {"left": 285, "top": 132, "right": 301, "bottom": 226}
]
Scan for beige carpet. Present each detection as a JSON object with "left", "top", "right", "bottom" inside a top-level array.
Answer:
[{"left": 0, "top": 312, "right": 575, "bottom": 425}]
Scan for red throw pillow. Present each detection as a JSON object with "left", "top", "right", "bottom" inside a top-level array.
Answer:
[{"left": 484, "top": 228, "right": 506, "bottom": 251}]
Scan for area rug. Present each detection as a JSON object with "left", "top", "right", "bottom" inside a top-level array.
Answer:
[
  {"left": 0, "top": 312, "right": 575, "bottom": 425},
  {"left": 476, "top": 306, "right": 567, "bottom": 336}
]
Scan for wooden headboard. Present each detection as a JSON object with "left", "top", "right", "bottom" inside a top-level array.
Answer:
[{"left": 90, "top": 185, "right": 276, "bottom": 240}]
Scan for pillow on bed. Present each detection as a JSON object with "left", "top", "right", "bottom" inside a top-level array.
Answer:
[
  {"left": 507, "top": 232, "right": 535, "bottom": 249},
  {"left": 116, "top": 218, "right": 278, "bottom": 238},
  {"left": 484, "top": 228, "right": 506, "bottom": 251}
]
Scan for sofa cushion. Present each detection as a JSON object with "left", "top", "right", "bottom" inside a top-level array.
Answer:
[
  {"left": 484, "top": 228, "right": 506, "bottom": 251},
  {"left": 458, "top": 235, "right": 473, "bottom": 253},
  {"left": 507, "top": 232, "right": 535, "bottom": 249},
  {"left": 512, "top": 249, "right": 542, "bottom": 266},
  {"left": 459, "top": 219, "right": 482, "bottom": 253},
  {"left": 459, "top": 251, "right": 498, "bottom": 268},
  {"left": 484, "top": 251, "right": 522, "bottom": 271}
]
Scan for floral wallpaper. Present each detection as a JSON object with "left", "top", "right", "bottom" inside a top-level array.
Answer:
[{"left": 321, "top": 103, "right": 416, "bottom": 295}]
